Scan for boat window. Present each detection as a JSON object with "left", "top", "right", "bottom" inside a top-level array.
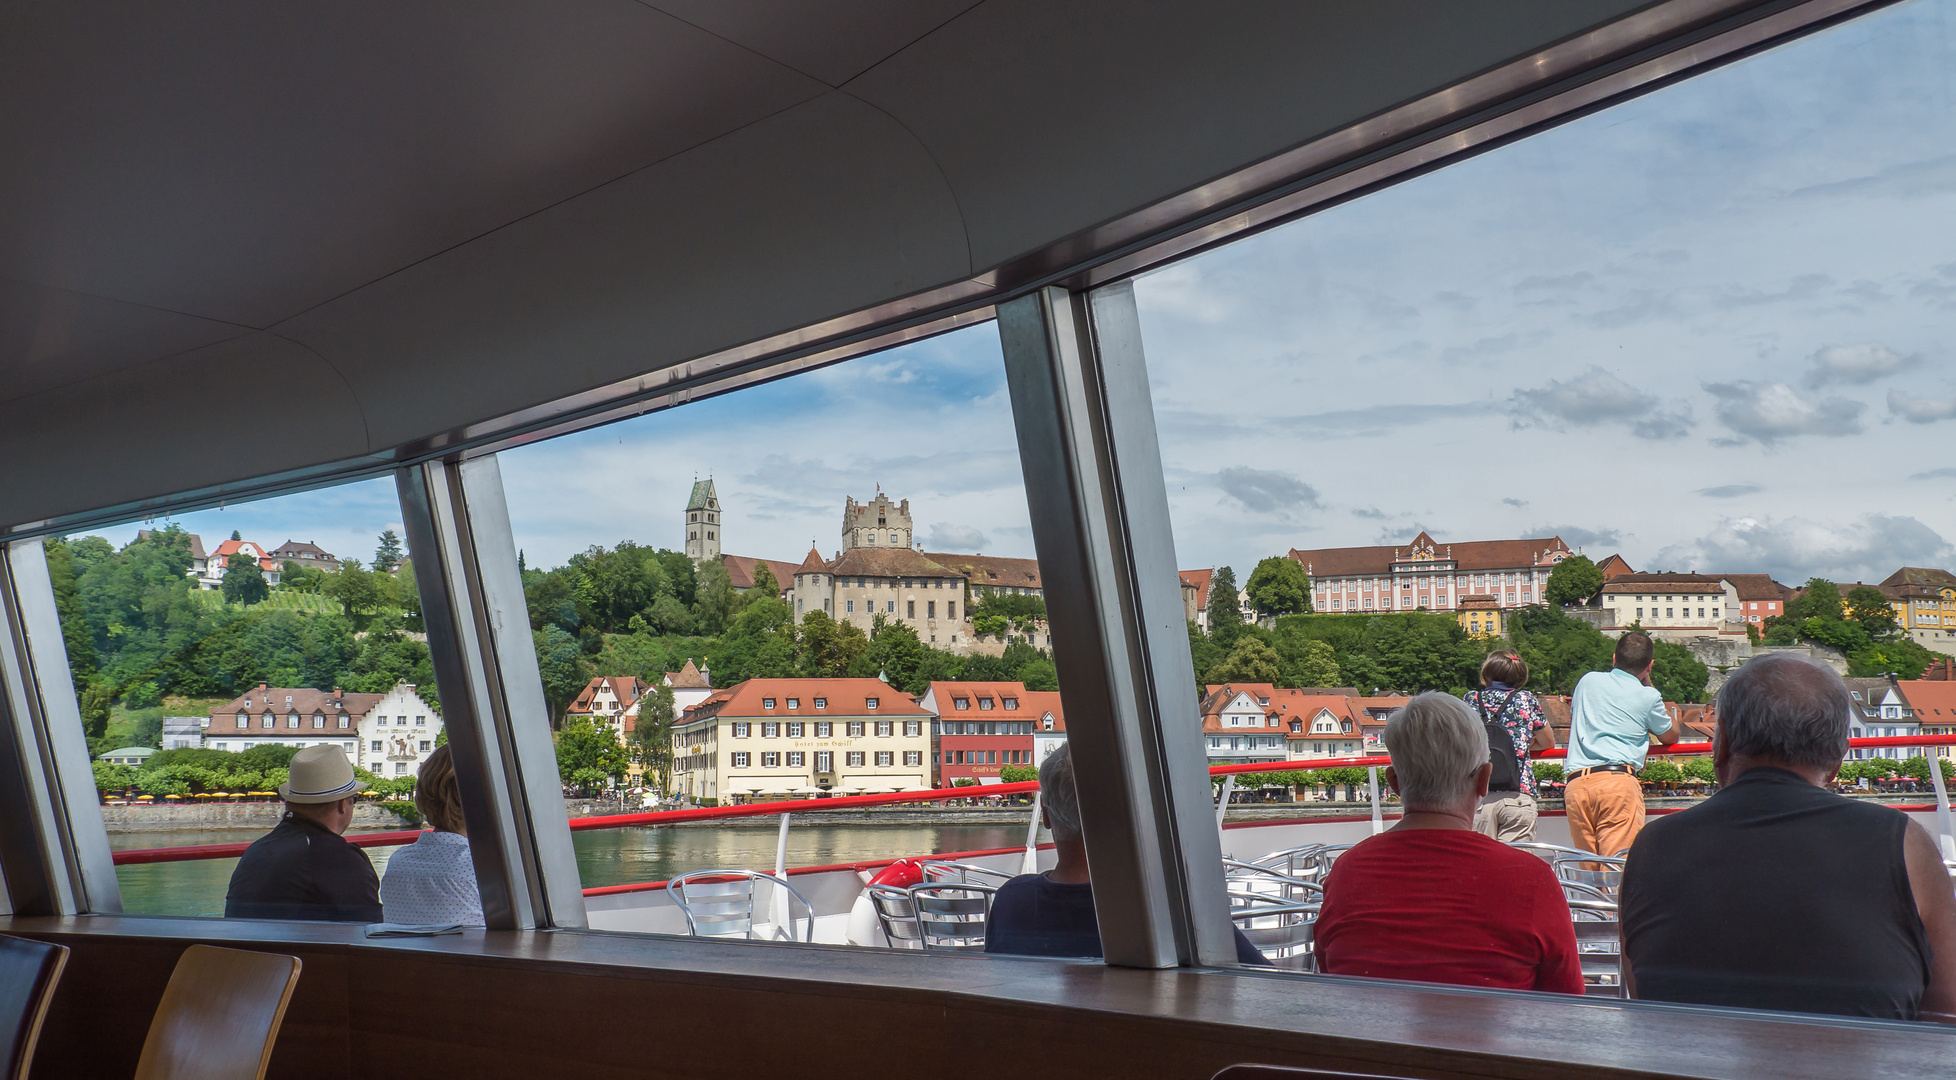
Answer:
[
  {"left": 39, "top": 476, "right": 428, "bottom": 919},
  {"left": 1130, "top": 0, "right": 1956, "bottom": 1012},
  {"left": 488, "top": 321, "right": 1082, "bottom": 949}
]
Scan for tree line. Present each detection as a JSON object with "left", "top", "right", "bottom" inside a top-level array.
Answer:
[{"left": 46, "top": 526, "right": 437, "bottom": 756}]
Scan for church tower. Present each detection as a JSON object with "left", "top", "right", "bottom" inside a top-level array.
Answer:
[{"left": 685, "top": 478, "right": 721, "bottom": 564}]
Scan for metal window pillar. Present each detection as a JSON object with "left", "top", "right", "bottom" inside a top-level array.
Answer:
[
  {"left": 399, "top": 456, "right": 586, "bottom": 930},
  {"left": 998, "top": 283, "right": 1234, "bottom": 968},
  {"left": 0, "top": 539, "right": 121, "bottom": 916}
]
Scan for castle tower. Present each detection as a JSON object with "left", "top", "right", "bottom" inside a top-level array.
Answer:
[
  {"left": 685, "top": 478, "right": 721, "bottom": 564},
  {"left": 842, "top": 493, "right": 911, "bottom": 551}
]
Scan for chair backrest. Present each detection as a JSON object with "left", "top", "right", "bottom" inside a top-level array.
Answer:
[
  {"left": 0, "top": 936, "right": 68, "bottom": 1080},
  {"left": 919, "top": 860, "right": 1014, "bottom": 886},
  {"left": 134, "top": 945, "right": 301, "bottom": 1080},
  {"left": 1229, "top": 902, "right": 1319, "bottom": 971},
  {"left": 867, "top": 884, "right": 923, "bottom": 946},
  {"left": 674, "top": 870, "right": 813, "bottom": 941},
  {"left": 1248, "top": 845, "right": 1325, "bottom": 879},
  {"left": 908, "top": 883, "right": 997, "bottom": 953},
  {"left": 1552, "top": 854, "right": 1626, "bottom": 898}
]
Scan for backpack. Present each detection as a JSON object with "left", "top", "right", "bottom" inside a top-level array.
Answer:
[{"left": 1473, "top": 691, "right": 1524, "bottom": 793}]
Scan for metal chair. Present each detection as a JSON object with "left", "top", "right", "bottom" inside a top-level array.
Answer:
[
  {"left": 1565, "top": 895, "right": 1623, "bottom": 997},
  {"left": 920, "top": 859, "right": 1015, "bottom": 886},
  {"left": 0, "top": 935, "right": 68, "bottom": 1080},
  {"left": 1247, "top": 844, "right": 1326, "bottom": 879},
  {"left": 866, "top": 883, "right": 924, "bottom": 949},
  {"left": 134, "top": 944, "right": 302, "bottom": 1080},
  {"left": 1552, "top": 853, "right": 1626, "bottom": 899},
  {"left": 671, "top": 869, "right": 815, "bottom": 942},
  {"left": 907, "top": 882, "right": 997, "bottom": 953},
  {"left": 1229, "top": 897, "right": 1320, "bottom": 972},
  {"left": 1224, "top": 863, "right": 1324, "bottom": 908}
]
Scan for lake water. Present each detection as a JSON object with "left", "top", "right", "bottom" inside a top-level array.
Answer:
[{"left": 110, "top": 823, "right": 1026, "bottom": 918}]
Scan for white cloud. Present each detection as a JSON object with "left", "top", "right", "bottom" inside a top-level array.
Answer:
[
  {"left": 1889, "top": 389, "right": 1956, "bottom": 424},
  {"left": 1694, "top": 484, "right": 1762, "bottom": 499},
  {"left": 1529, "top": 524, "right": 1623, "bottom": 551},
  {"left": 1805, "top": 343, "right": 1916, "bottom": 387},
  {"left": 1653, "top": 514, "right": 1952, "bottom": 583},
  {"left": 1217, "top": 467, "right": 1320, "bottom": 514},
  {"left": 1510, "top": 367, "right": 1693, "bottom": 439},
  {"left": 1704, "top": 380, "right": 1864, "bottom": 446},
  {"left": 925, "top": 523, "right": 988, "bottom": 550}
]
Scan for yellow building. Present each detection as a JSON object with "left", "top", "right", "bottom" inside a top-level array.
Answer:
[
  {"left": 1880, "top": 568, "right": 1956, "bottom": 657},
  {"left": 671, "top": 677, "right": 933, "bottom": 803},
  {"left": 1457, "top": 595, "right": 1503, "bottom": 638}
]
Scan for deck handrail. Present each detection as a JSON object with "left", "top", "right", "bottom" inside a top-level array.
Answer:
[{"left": 104, "top": 733, "right": 1956, "bottom": 868}]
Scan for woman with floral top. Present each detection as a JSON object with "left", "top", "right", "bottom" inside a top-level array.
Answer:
[{"left": 1462, "top": 650, "right": 1556, "bottom": 843}]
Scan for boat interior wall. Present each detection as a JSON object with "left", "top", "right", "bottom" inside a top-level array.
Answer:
[
  {"left": 8, "top": 916, "right": 1952, "bottom": 1080},
  {"left": 0, "top": 0, "right": 1679, "bottom": 530}
]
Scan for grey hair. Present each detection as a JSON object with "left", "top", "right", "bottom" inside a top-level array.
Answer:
[
  {"left": 1039, "top": 740, "right": 1082, "bottom": 841},
  {"left": 1715, "top": 653, "right": 1851, "bottom": 768},
  {"left": 1383, "top": 692, "right": 1489, "bottom": 810}
]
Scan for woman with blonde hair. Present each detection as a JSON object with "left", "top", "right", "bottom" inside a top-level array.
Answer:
[
  {"left": 379, "top": 743, "right": 484, "bottom": 926},
  {"left": 1463, "top": 650, "right": 1555, "bottom": 843}
]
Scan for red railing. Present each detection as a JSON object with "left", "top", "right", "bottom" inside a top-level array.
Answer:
[{"left": 106, "top": 734, "right": 1956, "bottom": 869}]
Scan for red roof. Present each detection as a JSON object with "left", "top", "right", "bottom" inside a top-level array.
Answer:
[
  {"left": 723, "top": 554, "right": 793, "bottom": 592},
  {"left": 1199, "top": 684, "right": 1359, "bottom": 734},
  {"left": 664, "top": 659, "right": 710, "bottom": 689},
  {"left": 794, "top": 546, "right": 828, "bottom": 575},
  {"left": 923, "top": 552, "right": 1042, "bottom": 590},
  {"left": 678, "top": 678, "right": 929, "bottom": 723},
  {"left": 207, "top": 684, "right": 391, "bottom": 731},
  {"left": 1721, "top": 573, "right": 1790, "bottom": 601},
  {"left": 1180, "top": 568, "right": 1214, "bottom": 609},
  {"left": 1287, "top": 532, "right": 1570, "bottom": 577},
  {"left": 1596, "top": 554, "right": 1635, "bottom": 579},
  {"left": 567, "top": 676, "right": 646, "bottom": 716},
  {"left": 209, "top": 537, "right": 281, "bottom": 573},
  {"left": 1900, "top": 680, "right": 1956, "bottom": 723}
]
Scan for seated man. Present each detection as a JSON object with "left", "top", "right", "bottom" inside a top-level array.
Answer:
[
  {"left": 986, "top": 742, "right": 1267, "bottom": 964},
  {"left": 225, "top": 744, "right": 382, "bottom": 922},
  {"left": 1316, "top": 693, "right": 1582, "bottom": 993},
  {"left": 1620, "top": 654, "right": 1956, "bottom": 1021}
]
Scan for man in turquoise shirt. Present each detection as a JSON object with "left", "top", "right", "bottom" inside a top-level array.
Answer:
[{"left": 1566, "top": 632, "right": 1678, "bottom": 856}]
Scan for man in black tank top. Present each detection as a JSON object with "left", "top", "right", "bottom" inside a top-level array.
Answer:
[{"left": 1620, "top": 654, "right": 1956, "bottom": 1023}]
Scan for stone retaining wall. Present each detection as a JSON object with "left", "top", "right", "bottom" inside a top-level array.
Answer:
[{"left": 100, "top": 802, "right": 414, "bottom": 832}]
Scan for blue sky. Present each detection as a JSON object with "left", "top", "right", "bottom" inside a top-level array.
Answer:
[{"left": 90, "top": 0, "right": 1956, "bottom": 588}]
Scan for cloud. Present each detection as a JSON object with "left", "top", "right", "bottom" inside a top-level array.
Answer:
[
  {"left": 1528, "top": 524, "right": 1622, "bottom": 551},
  {"left": 1510, "top": 367, "right": 1693, "bottom": 439},
  {"left": 1909, "top": 467, "right": 1956, "bottom": 481},
  {"left": 1501, "top": 498, "right": 1528, "bottom": 509},
  {"left": 1695, "top": 484, "right": 1761, "bottom": 499},
  {"left": 1350, "top": 507, "right": 1390, "bottom": 520},
  {"left": 925, "top": 523, "right": 988, "bottom": 550},
  {"left": 1889, "top": 389, "right": 1956, "bottom": 424},
  {"left": 1653, "top": 514, "right": 1953, "bottom": 583},
  {"left": 1218, "top": 467, "right": 1321, "bottom": 514},
  {"left": 1704, "top": 381, "right": 1864, "bottom": 446},
  {"left": 1805, "top": 343, "right": 1917, "bottom": 387}
]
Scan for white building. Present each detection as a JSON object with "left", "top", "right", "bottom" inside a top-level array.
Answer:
[
  {"left": 204, "top": 682, "right": 443, "bottom": 779},
  {"left": 1292, "top": 532, "right": 1572, "bottom": 614}
]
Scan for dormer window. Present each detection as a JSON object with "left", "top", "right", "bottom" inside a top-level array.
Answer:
[
  {"left": 1003, "top": 698, "right": 1019, "bottom": 710},
  {"left": 1256, "top": 697, "right": 1269, "bottom": 706},
  {"left": 763, "top": 698, "right": 777, "bottom": 709},
  {"left": 866, "top": 697, "right": 879, "bottom": 710},
  {"left": 954, "top": 698, "right": 970, "bottom": 710},
  {"left": 787, "top": 698, "right": 800, "bottom": 710},
  {"left": 979, "top": 698, "right": 994, "bottom": 711},
  {"left": 1042, "top": 715, "right": 1055, "bottom": 730},
  {"left": 813, "top": 697, "right": 827, "bottom": 709}
]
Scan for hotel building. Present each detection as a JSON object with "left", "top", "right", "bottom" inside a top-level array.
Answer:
[
  {"left": 671, "top": 678, "right": 932, "bottom": 802},
  {"left": 1292, "top": 532, "right": 1573, "bottom": 614}
]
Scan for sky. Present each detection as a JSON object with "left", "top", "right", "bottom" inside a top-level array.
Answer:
[{"left": 83, "top": 0, "right": 1956, "bottom": 588}]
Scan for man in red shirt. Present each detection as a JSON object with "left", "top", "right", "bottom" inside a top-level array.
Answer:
[{"left": 1317, "top": 692, "right": 1582, "bottom": 994}]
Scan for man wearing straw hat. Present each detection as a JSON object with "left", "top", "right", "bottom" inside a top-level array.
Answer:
[{"left": 225, "top": 744, "right": 382, "bottom": 922}]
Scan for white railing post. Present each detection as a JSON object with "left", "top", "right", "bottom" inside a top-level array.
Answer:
[
  {"left": 1021, "top": 791, "right": 1043, "bottom": 876},
  {"left": 1367, "top": 766, "right": 1385, "bottom": 835},
  {"left": 1214, "top": 774, "right": 1237, "bottom": 855}
]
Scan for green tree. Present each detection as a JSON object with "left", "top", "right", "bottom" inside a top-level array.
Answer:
[
  {"left": 556, "top": 717, "right": 629, "bottom": 793},
  {"left": 1208, "top": 637, "right": 1282, "bottom": 685},
  {"left": 373, "top": 529, "right": 405, "bottom": 570},
  {"left": 93, "top": 760, "right": 137, "bottom": 796},
  {"left": 1206, "top": 566, "right": 1244, "bottom": 644},
  {"left": 1650, "top": 640, "right": 1709, "bottom": 703},
  {"left": 322, "top": 559, "right": 381, "bottom": 618},
  {"left": 1641, "top": 758, "right": 1684, "bottom": 784},
  {"left": 279, "top": 562, "right": 325, "bottom": 592},
  {"left": 998, "top": 764, "right": 1039, "bottom": 783},
  {"left": 1681, "top": 757, "right": 1717, "bottom": 784},
  {"left": 750, "top": 562, "right": 781, "bottom": 599},
  {"left": 1793, "top": 579, "right": 1844, "bottom": 623},
  {"left": 1244, "top": 557, "right": 1312, "bottom": 617},
  {"left": 1282, "top": 638, "right": 1341, "bottom": 688},
  {"left": 78, "top": 679, "right": 114, "bottom": 743},
  {"left": 1844, "top": 585, "right": 1900, "bottom": 639},
  {"left": 1188, "top": 621, "right": 1224, "bottom": 690},
  {"left": 797, "top": 610, "right": 869, "bottom": 677},
  {"left": 1544, "top": 555, "right": 1604, "bottom": 607},
  {"left": 221, "top": 550, "right": 269, "bottom": 605},
  {"left": 1532, "top": 761, "right": 1565, "bottom": 785},
  {"left": 1900, "top": 755, "right": 1956, "bottom": 783},
  {"left": 1017, "top": 657, "right": 1059, "bottom": 692},
  {"left": 535, "top": 625, "right": 593, "bottom": 726},
  {"left": 692, "top": 557, "right": 736, "bottom": 636},
  {"left": 1848, "top": 637, "right": 1939, "bottom": 679},
  {"left": 631, "top": 683, "right": 676, "bottom": 794}
]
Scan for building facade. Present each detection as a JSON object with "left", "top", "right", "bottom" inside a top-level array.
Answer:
[
  {"left": 1723, "top": 574, "right": 1790, "bottom": 624},
  {"left": 192, "top": 537, "right": 284, "bottom": 590},
  {"left": 790, "top": 545, "right": 969, "bottom": 646},
  {"left": 926, "top": 553, "right": 1042, "bottom": 599},
  {"left": 160, "top": 716, "right": 205, "bottom": 750},
  {"left": 917, "top": 682, "right": 1056, "bottom": 786},
  {"left": 1457, "top": 596, "right": 1503, "bottom": 638},
  {"left": 268, "top": 540, "right": 340, "bottom": 571},
  {"left": 1179, "top": 568, "right": 1258, "bottom": 632},
  {"left": 1599, "top": 573, "right": 1735, "bottom": 640},
  {"left": 842, "top": 493, "right": 912, "bottom": 551},
  {"left": 1881, "top": 567, "right": 1956, "bottom": 656},
  {"left": 1292, "top": 532, "right": 1572, "bottom": 614},
  {"left": 204, "top": 682, "right": 443, "bottom": 778},
  {"left": 671, "top": 678, "right": 933, "bottom": 802},
  {"left": 564, "top": 676, "right": 648, "bottom": 743},
  {"left": 685, "top": 478, "right": 722, "bottom": 564}
]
